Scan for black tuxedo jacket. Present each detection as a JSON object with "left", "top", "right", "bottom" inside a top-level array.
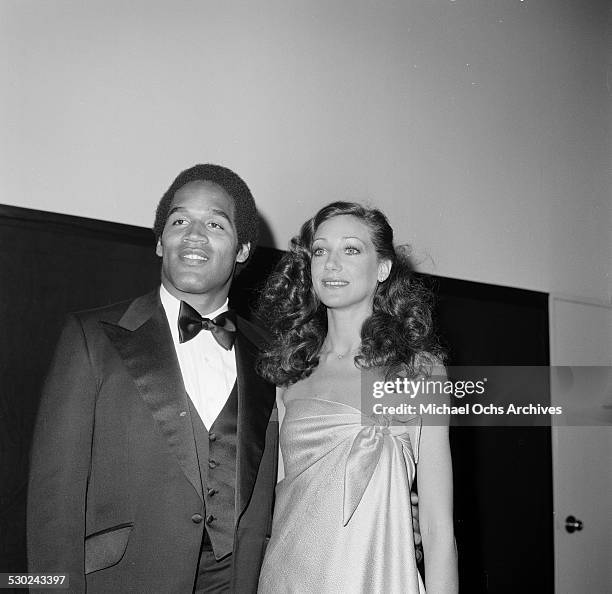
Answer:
[{"left": 27, "top": 290, "right": 278, "bottom": 593}]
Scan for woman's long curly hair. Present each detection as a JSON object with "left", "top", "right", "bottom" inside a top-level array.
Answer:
[{"left": 256, "top": 201, "right": 445, "bottom": 386}]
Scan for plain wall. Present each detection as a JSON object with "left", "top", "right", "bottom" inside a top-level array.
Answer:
[{"left": 1, "top": 0, "right": 610, "bottom": 301}]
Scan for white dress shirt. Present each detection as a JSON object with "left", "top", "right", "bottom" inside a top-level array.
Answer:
[{"left": 159, "top": 285, "right": 237, "bottom": 429}]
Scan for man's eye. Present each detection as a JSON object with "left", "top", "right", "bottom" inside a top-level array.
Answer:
[
  {"left": 208, "top": 221, "right": 224, "bottom": 230},
  {"left": 172, "top": 218, "right": 188, "bottom": 225}
]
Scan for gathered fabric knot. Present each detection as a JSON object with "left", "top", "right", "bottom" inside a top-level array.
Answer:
[{"left": 342, "top": 415, "right": 421, "bottom": 526}]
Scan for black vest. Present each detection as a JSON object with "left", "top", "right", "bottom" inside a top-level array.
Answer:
[{"left": 188, "top": 382, "right": 238, "bottom": 560}]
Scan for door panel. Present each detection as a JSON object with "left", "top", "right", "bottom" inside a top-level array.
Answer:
[{"left": 550, "top": 296, "right": 612, "bottom": 593}]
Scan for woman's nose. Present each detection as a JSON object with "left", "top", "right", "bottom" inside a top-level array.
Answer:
[{"left": 324, "top": 254, "right": 341, "bottom": 271}]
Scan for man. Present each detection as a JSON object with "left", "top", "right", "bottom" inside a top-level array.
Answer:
[{"left": 27, "top": 164, "right": 277, "bottom": 593}]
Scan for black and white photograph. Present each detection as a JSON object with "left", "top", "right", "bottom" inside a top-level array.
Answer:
[{"left": 1, "top": 1, "right": 611, "bottom": 592}]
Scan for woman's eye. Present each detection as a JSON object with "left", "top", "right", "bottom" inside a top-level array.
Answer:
[
  {"left": 345, "top": 246, "right": 360, "bottom": 255},
  {"left": 312, "top": 247, "right": 325, "bottom": 256},
  {"left": 172, "top": 218, "right": 188, "bottom": 226},
  {"left": 208, "top": 221, "right": 224, "bottom": 230}
]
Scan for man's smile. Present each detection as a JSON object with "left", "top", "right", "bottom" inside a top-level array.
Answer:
[{"left": 180, "top": 249, "right": 210, "bottom": 263}]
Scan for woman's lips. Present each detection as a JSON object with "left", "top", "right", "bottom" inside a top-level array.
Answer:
[{"left": 322, "top": 279, "right": 349, "bottom": 287}]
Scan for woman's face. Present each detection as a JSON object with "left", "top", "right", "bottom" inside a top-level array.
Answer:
[{"left": 310, "top": 215, "right": 391, "bottom": 312}]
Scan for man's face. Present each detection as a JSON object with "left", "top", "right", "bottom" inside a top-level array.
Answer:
[{"left": 156, "top": 180, "right": 250, "bottom": 305}]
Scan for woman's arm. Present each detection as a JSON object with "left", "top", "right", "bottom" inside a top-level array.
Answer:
[
  {"left": 417, "top": 420, "right": 458, "bottom": 593},
  {"left": 276, "top": 386, "right": 286, "bottom": 483}
]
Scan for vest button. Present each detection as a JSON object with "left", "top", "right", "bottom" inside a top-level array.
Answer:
[
  {"left": 206, "top": 514, "right": 216, "bottom": 525},
  {"left": 209, "top": 433, "right": 217, "bottom": 441},
  {"left": 207, "top": 488, "right": 217, "bottom": 497},
  {"left": 191, "top": 513, "right": 204, "bottom": 524},
  {"left": 208, "top": 459, "right": 218, "bottom": 469}
]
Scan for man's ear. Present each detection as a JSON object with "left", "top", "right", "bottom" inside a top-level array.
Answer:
[
  {"left": 377, "top": 259, "right": 392, "bottom": 283},
  {"left": 236, "top": 242, "right": 251, "bottom": 264},
  {"left": 155, "top": 238, "right": 163, "bottom": 258}
]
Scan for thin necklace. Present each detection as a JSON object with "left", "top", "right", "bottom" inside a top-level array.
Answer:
[{"left": 326, "top": 347, "right": 360, "bottom": 360}]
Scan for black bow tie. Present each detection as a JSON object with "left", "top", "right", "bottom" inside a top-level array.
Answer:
[{"left": 178, "top": 301, "right": 237, "bottom": 350}]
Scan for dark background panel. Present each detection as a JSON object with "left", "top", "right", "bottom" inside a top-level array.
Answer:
[
  {"left": 430, "top": 276, "right": 552, "bottom": 593},
  {"left": 0, "top": 205, "right": 552, "bottom": 593},
  {"left": 0, "top": 205, "right": 161, "bottom": 574}
]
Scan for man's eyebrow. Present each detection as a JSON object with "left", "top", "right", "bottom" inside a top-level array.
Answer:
[
  {"left": 210, "top": 208, "right": 233, "bottom": 223},
  {"left": 167, "top": 206, "right": 233, "bottom": 224}
]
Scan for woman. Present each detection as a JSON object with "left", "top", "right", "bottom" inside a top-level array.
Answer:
[{"left": 257, "top": 202, "right": 457, "bottom": 593}]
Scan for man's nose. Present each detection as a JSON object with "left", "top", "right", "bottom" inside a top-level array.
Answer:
[{"left": 184, "top": 221, "right": 209, "bottom": 242}]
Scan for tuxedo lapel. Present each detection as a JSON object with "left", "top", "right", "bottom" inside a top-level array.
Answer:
[
  {"left": 234, "top": 319, "right": 276, "bottom": 519},
  {"left": 100, "top": 291, "right": 203, "bottom": 500}
]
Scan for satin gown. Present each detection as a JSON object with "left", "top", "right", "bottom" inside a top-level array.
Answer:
[{"left": 258, "top": 383, "right": 425, "bottom": 593}]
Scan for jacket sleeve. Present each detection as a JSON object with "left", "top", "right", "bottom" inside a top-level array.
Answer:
[{"left": 27, "top": 314, "right": 98, "bottom": 592}]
